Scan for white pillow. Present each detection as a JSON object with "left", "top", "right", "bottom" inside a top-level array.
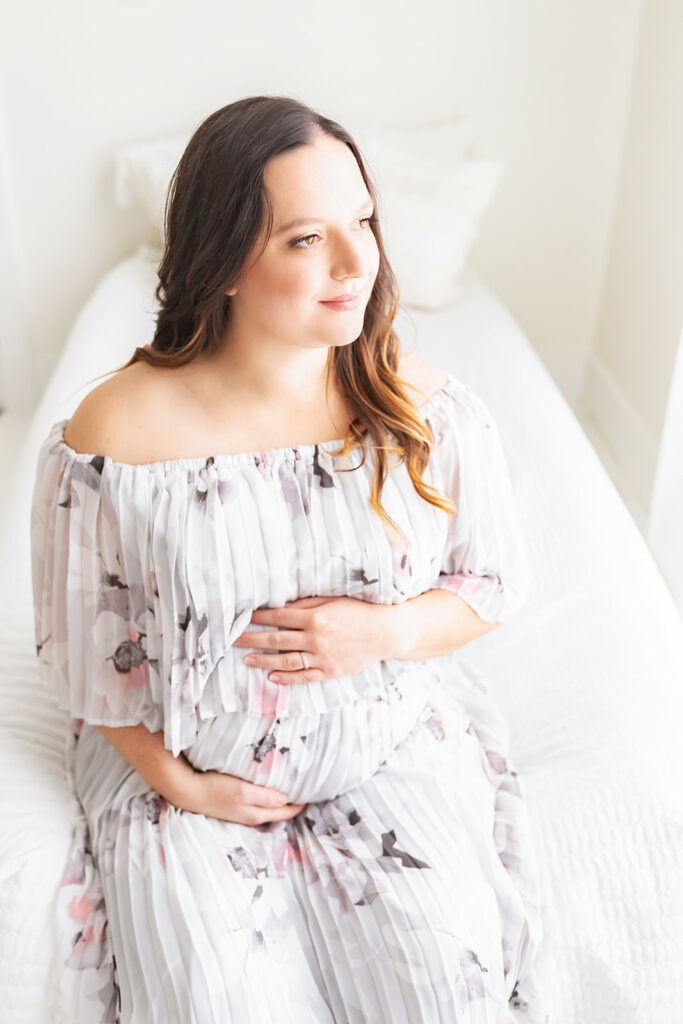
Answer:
[
  {"left": 113, "top": 118, "right": 503, "bottom": 311},
  {"left": 114, "top": 135, "right": 187, "bottom": 241},
  {"left": 348, "top": 115, "right": 475, "bottom": 169},
  {"left": 344, "top": 117, "right": 503, "bottom": 308}
]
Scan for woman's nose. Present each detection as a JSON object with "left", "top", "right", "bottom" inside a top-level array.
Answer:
[{"left": 331, "top": 233, "right": 373, "bottom": 280}]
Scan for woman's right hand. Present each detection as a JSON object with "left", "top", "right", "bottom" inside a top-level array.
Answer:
[{"left": 181, "top": 768, "right": 307, "bottom": 825}]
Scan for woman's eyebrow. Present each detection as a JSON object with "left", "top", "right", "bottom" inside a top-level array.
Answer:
[{"left": 274, "top": 198, "right": 374, "bottom": 235}]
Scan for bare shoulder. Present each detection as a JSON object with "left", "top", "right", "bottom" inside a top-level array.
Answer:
[
  {"left": 397, "top": 350, "right": 450, "bottom": 405},
  {"left": 63, "top": 361, "right": 178, "bottom": 464}
]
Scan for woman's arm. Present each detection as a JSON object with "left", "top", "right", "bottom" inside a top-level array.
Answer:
[
  {"left": 95, "top": 722, "right": 200, "bottom": 807},
  {"left": 382, "top": 588, "right": 501, "bottom": 662},
  {"left": 95, "top": 723, "right": 306, "bottom": 824}
]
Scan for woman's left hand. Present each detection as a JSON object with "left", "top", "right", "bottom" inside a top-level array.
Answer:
[{"left": 232, "top": 595, "right": 408, "bottom": 685}]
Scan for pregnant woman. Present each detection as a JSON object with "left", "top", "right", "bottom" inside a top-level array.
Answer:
[{"left": 30, "top": 95, "right": 549, "bottom": 1023}]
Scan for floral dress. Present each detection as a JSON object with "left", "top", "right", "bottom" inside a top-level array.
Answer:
[{"left": 30, "top": 373, "right": 550, "bottom": 1023}]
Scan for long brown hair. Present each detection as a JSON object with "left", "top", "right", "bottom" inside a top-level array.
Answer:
[{"left": 97, "top": 95, "right": 456, "bottom": 543}]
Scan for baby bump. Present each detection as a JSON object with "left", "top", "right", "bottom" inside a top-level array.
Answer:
[{"left": 184, "top": 669, "right": 440, "bottom": 804}]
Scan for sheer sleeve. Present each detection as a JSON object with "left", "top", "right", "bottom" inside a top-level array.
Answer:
[
  {"left": 427, "top": 383, "right": 533, "bottom": 623},
  {"left": 29, "top": 431, "right": 165, "bottom": 739}
]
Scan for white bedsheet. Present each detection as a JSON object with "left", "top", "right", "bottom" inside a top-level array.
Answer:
[{"left": 1, "top": 243, "right": 682, "bottom": 1024}]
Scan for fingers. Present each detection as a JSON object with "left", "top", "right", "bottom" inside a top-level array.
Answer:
[
  {"left": 243, "top": 780, "right": 293, "bottom": 808},
  {"left": 236, "top": 802, "right": 307, "bottom": 826},
  {"left": 239, "top": 780, "right": 307, "bottom": 820},
  {"left": 258, "top": 802, "right": 307, "bottom": 823},
  {"left": 200, "top": 772, "right": 307, "bottom": 826}
]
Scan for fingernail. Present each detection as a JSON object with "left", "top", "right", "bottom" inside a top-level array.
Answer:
[
  {"left": 244, "top": 656, "right": 255, "bottom": 665},
  {"left": 269, "top": 673, "right": 280, "bottom": 682}
]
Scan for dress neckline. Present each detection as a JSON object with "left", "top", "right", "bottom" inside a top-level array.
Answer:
[{"left": 52, "top": 372, "right": 460, "bottom": 473}]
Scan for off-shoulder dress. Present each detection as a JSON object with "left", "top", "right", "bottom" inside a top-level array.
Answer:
[{"left": 30, "top": 373, "right": 549, "bottom": 1023}]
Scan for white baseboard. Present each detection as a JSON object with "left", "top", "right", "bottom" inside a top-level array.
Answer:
[
  {"left": 0, "top": 410, "right": 31, "bottom": 489},
  {"left": 577, "top": 353, "right": 658, "bottom": 533},
  {"left": 0, "top": 112, "right": 37, "bottom": 414}
]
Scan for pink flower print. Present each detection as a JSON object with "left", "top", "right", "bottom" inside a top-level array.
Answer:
[
  {"left": 484, "top": 749, "right": 508, "bottom": 776},
  {"left": 66, "top": 907, "right": 110, "bottom": 971},
  {"left": 252, "top": 672, "right": 285, "bottom": 717},
  {"left": 434, "top": 572, "right": 492, "bottom": 608},
  {"left": 254, "top": 746, "right": 287, "bottom": 777},
  {"left": 272, "top": 834, "right": 305, "bottom": 873},
  {"left": 66, "top": 889, "right": 99, "bottom": 924}
]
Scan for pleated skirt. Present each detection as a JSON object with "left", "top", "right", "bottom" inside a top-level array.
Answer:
[{"left": 54, "top": 660, "right": 550, "bottom": 1024}]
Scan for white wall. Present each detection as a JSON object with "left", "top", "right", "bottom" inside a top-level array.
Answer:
[
  {"left": 582, "top": 0, "right": 683, "bottom": 522},
  {"left": 0, "top": 0, "right": 644, "bottom": 412}
]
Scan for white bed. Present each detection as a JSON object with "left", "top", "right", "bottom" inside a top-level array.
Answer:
[{"left": 1, "top": 242, "right": 682, "bottom": 1024}]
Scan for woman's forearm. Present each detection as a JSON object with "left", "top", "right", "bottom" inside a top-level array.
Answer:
[
  {"left": 379, "top": 587, "right": 501, "bottom": 661},
  {"left": 94, "top": 723, "right": 304, "bottom": 826},
  {"left": 95, "top": 722, "right": 200, "bottom": 811}
]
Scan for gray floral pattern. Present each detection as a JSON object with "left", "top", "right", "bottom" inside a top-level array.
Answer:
[{"left": 30, "top": 374, "right": 549, "bottom": 1022}]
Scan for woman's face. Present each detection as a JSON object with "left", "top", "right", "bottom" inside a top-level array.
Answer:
[{"left": 226, "top": 134, "right": 380, "bottom": 352}]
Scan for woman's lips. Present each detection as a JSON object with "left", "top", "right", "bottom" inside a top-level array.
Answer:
[{"left": 320, "top": 292, "right": 364, "bottom": 311}]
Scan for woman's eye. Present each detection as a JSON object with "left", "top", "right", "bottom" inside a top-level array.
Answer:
[
  {"left": 289, "top": 215, "right": 376, "bottom": 249},
  {"left": 290, "top": 233, "right": 319, "bottom": 249}
]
